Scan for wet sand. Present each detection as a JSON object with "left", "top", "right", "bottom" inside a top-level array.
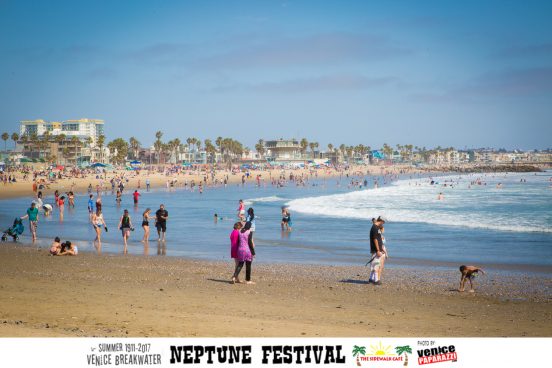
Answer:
[{"left": 1, "top": 244, "right": 550, "bottom": 337}]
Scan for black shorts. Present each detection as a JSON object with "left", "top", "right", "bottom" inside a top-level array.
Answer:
[{"left": 156, "top": 222, "right": 166, "bottom": 232}]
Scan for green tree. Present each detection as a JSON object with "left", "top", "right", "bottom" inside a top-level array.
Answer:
[
  {"left": 56, "top": 134, "right": 66, "bottom": 164},
  {"left": 129, "top": 137, "right": 141, "bottom": 160},
  {"left": 255, "top": 139, "right": 265, "bottom": 160},
  {"left": 155, "top": 131, "right": 163, "bottom": 165},
  {"left": 352, "top": 345, "right": 366, "bottom": 367},
  {"left": 11, "top": 132, "right": 19, "bottom": 150},
  {"left": 30, "top": 133, "right": 38, "bottom": 159},
  {"left": 70, "top": 136, "right": 81, "bottom": 164},
  {"left": 1, "top": 132, "right": 8, "bottom": 151},
  {"left": 300, "top": 138, "right": 309, "bottom": 157},
  {"left": 394, "top": 345, "right": 412, "bottom": 366},
  {"left": 107, "top": 138, "right": 129, "bottom": 165},
  {"left": 97, "top": 134, "right": 106, "bottom": 163},
  {"left": 204, "top": 139, "right": 216, "bottom": 163}
]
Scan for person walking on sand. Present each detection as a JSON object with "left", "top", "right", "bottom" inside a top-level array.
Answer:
[
  {"left": 20, "top": 202, "right": 39, "bottom": 242},
  {"left": 230, "top": 222, "right": 243, "bottom": 281},
  {"left": 92, "top": 208, "right": 107, "bottom": 250},
  {"left": 368, "top": 216, "right": 387, "bottom": 285},
  {"left": 118, "top": 209, "right": 134, "bottom": 253},
  {"left": 231, "top": 221, "right": 255, "bottom": 284},
  {"left": 155, "top": 204, "right": 169, "bottom": 241},
  {"left": 141, "top": 208, "right": 155, "bottom": 242}
]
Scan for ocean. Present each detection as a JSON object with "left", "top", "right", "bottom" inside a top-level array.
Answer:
[{"left": 1, "top": 171, "right": 551, "bottom": 273}]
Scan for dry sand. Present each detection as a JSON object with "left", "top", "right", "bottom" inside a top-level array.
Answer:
[
  {"left": 0, "top": 165, "right": 412, "bottom": 201},
  {"left": 1, "top": 245, "right": 550, "bottom": 337}
]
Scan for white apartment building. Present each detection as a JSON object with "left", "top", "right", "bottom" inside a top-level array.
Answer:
[{"left": 19, "top": 118, "right": 104, "bottom": 145}]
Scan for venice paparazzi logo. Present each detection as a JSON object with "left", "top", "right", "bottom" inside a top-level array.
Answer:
[
  {"left": 417, "top": 345, "right": 457, "bottom": 365},
  {"left": 352, "top": 342, "right": 412, "bottom": 366}
]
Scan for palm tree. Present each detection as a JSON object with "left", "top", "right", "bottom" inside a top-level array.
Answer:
[
  {"left": 56, "top": 134, "right": 66, "bottom": 164},
  {"left": 382, "top": 143, "right": 393, "bottom": 163},
  {"left": 70, "top": 136, "right": 81, "bottom": 164},
  {"left": 155, "top": 131, "right": 163, "bottom": 165},
  {"left": 215, "top": 136, "right": 223, "bottom": 153},
  {"left": 11, "top": 132, "right": 19, "bottom": 150},
  {"left": 327, "top": 143, "right": 333, "bottom": 153},
  {"left": 96, "top": 134, "right": 105, "bottom": 162},
  {"left": 300, "top": 138, "right": 309, "bottom": 158},
  {"left": 352, "top": 345, "right": 366, "bottom": 367},
  {"left": 204, "top": 139, "right": 216, "bottom": 163},
  {"left": 394, "top": 345, "right": 412, "bottom": 366},
  {"left": 255, "top": 139, "right": 265, "bottom": 160},
  {"left": 1, "top": 132, "right": 8, "bottom": 151},
  {"left": 30, "top": 133, "right": 38, "bottom": 159},
  {"left": 129, "top": 137, "right": 141, "bottom": 160}
]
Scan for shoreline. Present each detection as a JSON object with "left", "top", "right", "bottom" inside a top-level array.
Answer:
[
  {"left": 1, "top": 164, "right": 548, "bottom": 201},
  {"left": 1, "top": 244, "right": 550, "bottom": 337},
  {"left": 10, "top": 238, "right": 552, "bottom": 276}
]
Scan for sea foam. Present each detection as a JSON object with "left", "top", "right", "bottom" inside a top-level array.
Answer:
[{"left": 287, "top": 173, "right": 552, "bottom": 233}]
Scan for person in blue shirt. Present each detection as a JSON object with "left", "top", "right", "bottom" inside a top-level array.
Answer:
[{"left": 88, "top": 194, "right": 95, "bottom": 221}]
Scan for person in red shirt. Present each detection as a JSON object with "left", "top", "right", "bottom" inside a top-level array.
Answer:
[{"left": 133, "top": 190, "right": 140, "bottom": 204}]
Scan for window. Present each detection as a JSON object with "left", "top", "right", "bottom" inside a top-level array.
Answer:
[
  {"left": 62, "top": 124, "right": 79, "bottom": 131},
  {"left": 25, "top": 125, "right": 38, "bottom": 135}
]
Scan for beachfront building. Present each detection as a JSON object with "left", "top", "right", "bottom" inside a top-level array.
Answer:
[
  {"left": 264, "top": 139, "right": 305, "bottom": 163},
  {"left": 19, "top": 119, "right": 104, "bottom": 144},
  {"left": 18, "top": 118, "right": 105, "bottom": 166}
]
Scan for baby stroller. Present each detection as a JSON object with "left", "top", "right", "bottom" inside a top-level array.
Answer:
[{"left": 1, "top": 218, "right": 25, "bottom": 242}]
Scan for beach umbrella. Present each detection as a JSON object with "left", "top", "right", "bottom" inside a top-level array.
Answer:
[{"left": 90, "top": 162, "right": 107, "bottom": 168}]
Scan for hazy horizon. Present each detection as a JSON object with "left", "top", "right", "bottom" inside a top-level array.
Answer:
[{"left": 1, "top": 0, "right": 551, "bottom": 150}]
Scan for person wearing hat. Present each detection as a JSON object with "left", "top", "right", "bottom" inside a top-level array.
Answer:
[
  {"left": 20, "top": 202, "right": 39, "bottom": 242},
  {"left": 369, "top": 216, "right": 387, "bottom": 285}
]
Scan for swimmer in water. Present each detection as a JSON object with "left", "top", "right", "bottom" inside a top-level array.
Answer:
[{"left": 437, "top": 192, "right": 444, "bottom": 200}]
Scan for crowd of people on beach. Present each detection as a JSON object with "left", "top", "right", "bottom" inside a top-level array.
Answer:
[{"left": 5, "top": 163, "right": 529, "bottom": 293}]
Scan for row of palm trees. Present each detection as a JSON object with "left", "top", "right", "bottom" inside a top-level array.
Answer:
[
  {"left": 1, "top": 130, "right": 106, "bottom": 165},
  {"left": 2, "top": 129, "right": 458, "bottom": 166}
]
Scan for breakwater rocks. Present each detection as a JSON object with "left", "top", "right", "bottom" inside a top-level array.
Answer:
[{"left": 449, "top": 164, "right": 543, "bottom": 173}]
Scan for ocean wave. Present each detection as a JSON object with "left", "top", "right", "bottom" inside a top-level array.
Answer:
[
  {"left": 244, "top": 196, "right": 287, "bottom": 206},
  {"left": 287, "top": 175, "right": 552, "bottom": 233}
]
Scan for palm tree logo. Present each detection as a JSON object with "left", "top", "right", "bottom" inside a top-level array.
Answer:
[
  {"left": 395, "top": 345, "right": 412, "bottom": 366},
  {"left": 352, "top": 345, "right": 366, "bottom": 366}
]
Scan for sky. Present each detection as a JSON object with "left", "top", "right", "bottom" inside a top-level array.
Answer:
[{"left": 0, "top": 0, "right": 551, "bottom": 150}]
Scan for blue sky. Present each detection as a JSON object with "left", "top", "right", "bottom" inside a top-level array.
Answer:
[{"left": 0, "top": 0, "right": 551, "bottom": 150}]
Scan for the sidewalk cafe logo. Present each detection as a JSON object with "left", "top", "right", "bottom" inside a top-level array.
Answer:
[
  {"left": 417, "top": 345, "right": 457, "bottom": 365},
  {"left": 352, "top": 342, "right": 412, "bottom": 366}
]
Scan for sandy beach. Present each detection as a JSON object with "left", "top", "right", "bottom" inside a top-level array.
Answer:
[
  {"left": 0, "top": 164, "right": 419, "bottom": 201},
  {"left": 1, "top": 244, "right": 550, "bottom": 337}
]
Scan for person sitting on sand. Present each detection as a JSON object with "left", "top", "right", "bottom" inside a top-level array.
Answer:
[
  {"left": 57, "top": 241, "right": 78, "bottom": 256},
  {"left": 49, "top": 237, "right": 62, "bottom": 256},
  {"left": 459, "top": 265, "right": 485, "bottom": 292}
]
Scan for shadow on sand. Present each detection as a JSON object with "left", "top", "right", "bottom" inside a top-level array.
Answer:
[{"left": 340, "top": 279, "right": 370, "bottom": 285}]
